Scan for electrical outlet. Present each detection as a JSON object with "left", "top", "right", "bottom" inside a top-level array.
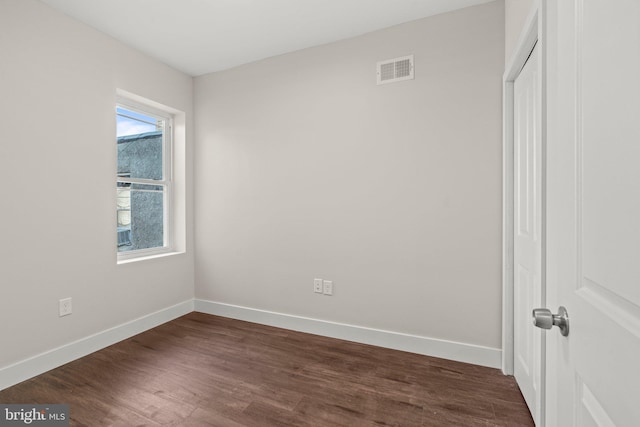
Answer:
[
  {"left": 59, "top": 298, "right": 72, "bottom": 317},
  {"left": 314, "top": 278, "right": 323, "bottom": 293},
  {"left": 323, "top": 280, "right": 333, "bottom": 296}
]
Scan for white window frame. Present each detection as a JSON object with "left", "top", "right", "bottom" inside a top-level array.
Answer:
[{"left": 116, "top": 95, "right": 174, "bottom": 262}]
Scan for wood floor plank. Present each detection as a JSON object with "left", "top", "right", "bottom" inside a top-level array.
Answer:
[{"left": 0, "top": 313, "right": 534, "bottom": 426}]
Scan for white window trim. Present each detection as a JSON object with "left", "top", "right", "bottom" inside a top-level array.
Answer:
[{"left": 116, "top": 95, "right": 175, "bottom": 263}]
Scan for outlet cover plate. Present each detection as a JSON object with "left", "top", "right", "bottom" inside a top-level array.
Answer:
[
  {"left": 313, "top": 278, "right": 323, "bottom": 293},
  {"left": 323, "top": 280, "right": 333, "bottom": 296},
  {"left": 59, "top": 298, "right": 72, "bottom": 317}
]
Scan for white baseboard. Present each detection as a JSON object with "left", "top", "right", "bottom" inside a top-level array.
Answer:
[
  {"left": 0, "top": 300, "right": 194, "bottom": 391},
  {"left": 1, "top": 298, "right": 502, "bottom": 392},
  {"left": 195, "top": 299, "right": 502, "bottom": 369}
]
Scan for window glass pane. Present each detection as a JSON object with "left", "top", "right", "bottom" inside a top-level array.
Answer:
[
  {"left": 117, "top": 184, "right": 164, "bottom": 252},
  {"left": 117, "top": 107, "right": 164, "bottom": 180},
  {"left": 115, "top": 99, "right": 171, "bottom": 258}
]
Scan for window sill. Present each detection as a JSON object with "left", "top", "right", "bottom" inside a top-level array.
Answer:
[{"left": 117, "top": 249, "right": 184, "bottom": 265}]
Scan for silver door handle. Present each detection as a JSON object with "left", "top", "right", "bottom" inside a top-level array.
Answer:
[{"left": 532, "top": 306, "right": 569, "bottom": 336}]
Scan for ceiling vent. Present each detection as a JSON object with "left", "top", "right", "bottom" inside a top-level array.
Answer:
[{"left": 376, "top": 55, "right": 414, "bottom": 85}]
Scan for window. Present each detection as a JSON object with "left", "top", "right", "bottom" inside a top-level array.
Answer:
[{"left": 116, "top": 98, "right": 172, "bottom": 259}]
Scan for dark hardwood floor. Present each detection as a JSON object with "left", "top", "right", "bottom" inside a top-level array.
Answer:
[{"left": 0, "top": 312, "right": 534, "bottom": 426}]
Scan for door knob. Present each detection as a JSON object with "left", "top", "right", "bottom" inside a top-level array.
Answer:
[{"left": 532, "top": 306, "right": 569, "bottom": 336}]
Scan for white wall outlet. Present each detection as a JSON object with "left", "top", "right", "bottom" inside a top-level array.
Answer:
[
  {"left": 323, "top": 280, "right": 333, "bottom": 296},
  {"left": 314, "top": 278, "right": 323, "bottom": 293},
  {"left": 59, "top": 297, "right": 72, "bottom": 317}
]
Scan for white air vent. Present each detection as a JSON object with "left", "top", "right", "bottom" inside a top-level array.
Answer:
[{"left": 376, "top": 55, "right": 414, "bottom": 85}]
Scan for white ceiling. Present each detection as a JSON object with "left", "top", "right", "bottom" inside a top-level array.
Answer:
[{"left": 39, "top": 0, "right": 494, "bottom": 76}]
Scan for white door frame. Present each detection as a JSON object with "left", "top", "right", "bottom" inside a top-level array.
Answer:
[{"left": 502, "top": 1, "right": 546, "bottom": 377}]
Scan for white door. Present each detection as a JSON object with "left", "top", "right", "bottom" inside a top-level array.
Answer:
[
  {"left": 545, "top": 0, "right": 640, "bottom": 425},
  {"left": 513, "top": 42, "right": 543, "bottom": 426}
]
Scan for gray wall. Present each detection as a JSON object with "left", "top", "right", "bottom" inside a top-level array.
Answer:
[
  {"left": 194, "top": 1, "right": 505, "bottom": 350},
  {"left": 0, "top": 0, "right": 194, "bottom": 370}
]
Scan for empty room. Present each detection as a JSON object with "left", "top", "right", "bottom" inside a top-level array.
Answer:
[{"left": 0, "top": 0, "right": 638, "bottom": 426}]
